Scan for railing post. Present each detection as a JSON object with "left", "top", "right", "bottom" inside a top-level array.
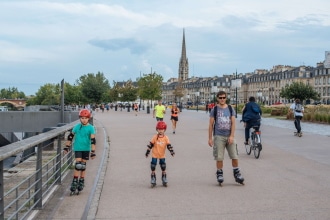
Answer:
[
  {"left": 0, "top": 161, "right": 4, "bottom": 220},
  {"left": 55, "top": 134, "right": 62, "bottom": 184},
  {"left": 34, "top": 143, "right": 43, "bottom": 209}
]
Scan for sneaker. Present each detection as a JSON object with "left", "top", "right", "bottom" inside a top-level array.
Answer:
[{"left": 244, "top": 141, "right": 248, "bottom": 145}]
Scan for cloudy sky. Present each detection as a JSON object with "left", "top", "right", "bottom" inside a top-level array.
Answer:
[{"left": 1, "top": 0, "right": 330, "bottom": 95}]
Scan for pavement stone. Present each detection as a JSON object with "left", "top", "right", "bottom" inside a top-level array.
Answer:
[{"left": 34, "top": 108, "right": 330, "bottom": 220}]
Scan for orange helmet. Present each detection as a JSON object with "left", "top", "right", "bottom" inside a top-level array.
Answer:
[
  {"left": 79, "top": 109, "right": 91, "bottom": 118},
  {"left": 156, "top": 121, "right": 167, "bottom": 130}
]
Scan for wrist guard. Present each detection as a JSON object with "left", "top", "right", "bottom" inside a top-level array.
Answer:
[
  {"left": 145, "top": 142, "right": 154, "bottom": 157},
  {"left": 67, "top": 132, "right": 74, "bottom": 141},
  {"left": 90, "top": 150, "right": 96, "bottom": 158},
  {"left": 167, "top": 144, "right": 175, "bottom": 156},
  {"left": 64, "top": 146, "right": 70, "bottom": 153},
  {"left": 145, "top": 149, "right": 150, "bottom": 157}
]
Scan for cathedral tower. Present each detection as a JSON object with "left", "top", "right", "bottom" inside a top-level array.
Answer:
[{"left": 178, "top": 29, "right": 189, "bottom": 81}]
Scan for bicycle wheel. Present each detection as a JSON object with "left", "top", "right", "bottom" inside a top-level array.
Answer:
[
  {"left": 245, "top": 141, "right": 251, "bottom": 155},
  {"left": 254, "top": 144, "right": 261, "bottom": 159},
  {"left": 245, "top": 133, "right": 252, "bottom": 155},
  {"left": 253, "top": 135, "right": 261, "bottom": 159}
]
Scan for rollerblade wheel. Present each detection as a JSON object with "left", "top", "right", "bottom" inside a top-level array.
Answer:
[
  {"left": 151, "top": 183, "right": 156, "bottom": 188},
  {"left": 163, "top": 182, "right": 167, "bottom": 187}
]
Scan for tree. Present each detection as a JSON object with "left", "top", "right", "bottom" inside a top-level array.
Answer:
[
  {"left": 137, "top": 72, "right": 163, "bottom": 103},
  {"left": 173, "top": 80, "right": 184, "bottom": 103},
  {"left": 0, "top": 87, "right": 26, "bottom": 99},
  {"left": 76, "top": 72, "right": 110, "bottom": 104},
  {"left": 26, "top": 83, "right": 61, "bottom": 105},
  {"left": 64, "top": 83, "right": 88, "bottom": 105},
  {"left": 280, "top": 82, "right": 320, "bottom": 102}
]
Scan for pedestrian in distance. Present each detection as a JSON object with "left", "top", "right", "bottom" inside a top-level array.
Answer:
[
  {"left": 64, "top": 109, "right": 96, "bottom": 195},
  {"left": 242, "top": 96, "right": 262, "bottom": 148},
  {"left": 170, "top": 103, "right": 179, "bottom": 134},
  {"left": 208, "top": 91, "right": 244, "bottom": 186},
  {"left": 145, "top": 121, "right": 175, "bottom": 187},
  {"left": 153, "top": 100, "right": 166, "bottom": 121},
  {"left": 290, "top": 99, "right": 304, "bottom": 137},
  {"left": 133, "top": 103, "right": 139, "bottom": 116}
]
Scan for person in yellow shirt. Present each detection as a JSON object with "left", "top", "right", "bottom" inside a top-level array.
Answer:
[
  {"left": 153, "top": 100, "right": 166, "bottom": 121},
  {"left": 145, "top": 121, "right": 175, "bottom": 187}
]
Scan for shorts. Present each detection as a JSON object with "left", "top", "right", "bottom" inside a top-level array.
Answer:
[
  {"left": 156, "top": 117, "right": 164, "bottom": 121},
  {"left": 213, "top": 135, "right": 238, "bottom": 161},
  {"left": 75, "top": 151, "right": 90, "bottom": 160},
  {"left": 134, "top": 108, "right": 138, "bottom": 112},
  {"left": 171, "top": 116, "right": 178, "bottom": 121}
]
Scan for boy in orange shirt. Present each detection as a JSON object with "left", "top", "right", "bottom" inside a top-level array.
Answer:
[{"left": 145, "top": 121, "right": 175, "bottom": 187}]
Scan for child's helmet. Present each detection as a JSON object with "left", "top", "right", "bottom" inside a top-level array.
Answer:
[
  {"left": 79, "top": 109, "right": 91, "bottom": 118},
  {"left": 156, "top": 121, "right": 167, "bottom": 130}
]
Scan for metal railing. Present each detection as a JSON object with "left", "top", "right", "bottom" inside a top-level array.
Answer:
[{"left": 0, "top": 121, "right": 79, "bottom": 220}]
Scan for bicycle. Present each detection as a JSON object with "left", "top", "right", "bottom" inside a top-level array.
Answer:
[{"left": 244, "top": 125, "right": 262, "bottom": 159}]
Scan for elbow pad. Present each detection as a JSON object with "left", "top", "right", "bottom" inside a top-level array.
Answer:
[
  {"left": 67, "top": 132, "right": 74, "bottom": 141},
  {"left": 91, "top": 137, "right": 96, "bottom": 145}
]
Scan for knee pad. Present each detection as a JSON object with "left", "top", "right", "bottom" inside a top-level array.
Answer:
[
  {"left": 75, "top": 162, "right": 82, "bottom": 171},
  {"left": 150, "top": 163, "right": 156, "bottom": 171},
  {"left": 75, "top": 162, "right": 86, "bottom": 171},
  {"left": 80, "top": 162, "right": 86, "bottom": 171},
  {"left": 160, "top": 162, "right": 166, "bottom": 171}
]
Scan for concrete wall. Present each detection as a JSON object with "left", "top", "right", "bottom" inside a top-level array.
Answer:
[{"left": 0, "top": 111, "right": 79, "bottom": 132}]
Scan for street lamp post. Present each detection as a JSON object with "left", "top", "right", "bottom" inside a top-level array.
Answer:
[
  {"left": 195, "top": 92, "right": 200, "bottom": 112},
  {"left": 180, "top": 97, "right": 183, "bottom": 112}
]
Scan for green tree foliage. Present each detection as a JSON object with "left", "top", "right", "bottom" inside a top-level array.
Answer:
[
  {"left": 26, "top": 84, "right": 61, "bottom": 105},
  {"left": 0, "top": 87, "right": 25, "bottom": 99},
  {"left": 137, "top": 72, "right": 163, "bottom": 102},
  {"left": 64, "top": 83, "right": 87, "bottom": 105},
  {"left": 280, "top": 82, "right": 320, "bottom": 101},
  {"left": 109, "top": 81, "right": 121, "bottom": 102},
  {"left": 120, "top": 80, "right": 138, "bottom": 102},
  {"left": 76, "top": 72, "right": 110, "bottom": 103}
]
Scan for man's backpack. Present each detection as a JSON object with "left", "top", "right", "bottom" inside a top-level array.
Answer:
[
  {"left": 295, "top": 103, "right": 302, "bottom": 113},
  {"left": 251, "top": 102, "right": 261, "bottom": 114},
  {"left": 213, "top": 105, "right": 233, "bottom": 133}
]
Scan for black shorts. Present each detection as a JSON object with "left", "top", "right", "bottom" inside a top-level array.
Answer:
[
  {"left": 75, "top": 151, "right": 90, "bottom": 160},
  {"left": 171, "top": 116, "right": 178, "bottom": 121}
]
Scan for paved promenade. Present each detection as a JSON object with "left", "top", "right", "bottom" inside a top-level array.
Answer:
[{"left": 34, "top": 108, "right": 330, "bottom": 220}]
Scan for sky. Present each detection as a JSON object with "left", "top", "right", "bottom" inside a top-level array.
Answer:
[{"left": 1, "top": 0, "right": 330, "bottom": 96}]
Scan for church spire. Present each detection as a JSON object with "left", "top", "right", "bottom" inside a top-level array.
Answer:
[{"left": 178, "top": 28, "right": 189, "bottom": 81}]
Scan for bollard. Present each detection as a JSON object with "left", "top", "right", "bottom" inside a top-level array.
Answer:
[
  {"left": 147, "top": 106, "right": 150, "bottom": 114},
  {"left": 127, "top": 105, "right": 130, "bottom": 112},
  {"left": 115, "top": 105, "right": 117, "bottom": 111}
]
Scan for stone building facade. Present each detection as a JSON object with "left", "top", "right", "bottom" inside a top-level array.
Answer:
[{"left": 161, "top": 31, "right": 330, "bottom": 105}]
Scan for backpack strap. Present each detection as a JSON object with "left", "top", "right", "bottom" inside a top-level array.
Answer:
[{"left": 228, "top": 105, "right": 233, "bottom": 117}]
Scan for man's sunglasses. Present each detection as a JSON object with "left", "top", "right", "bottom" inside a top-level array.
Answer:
[{"left": 217, "top": 97, "right": 226, "bottom": 99}]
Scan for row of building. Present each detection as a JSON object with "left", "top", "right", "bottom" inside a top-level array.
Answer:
[
  {"left": 162, "top": 62, "right": 330, "bottom": 106},
  {"left": 161, "top": 30, "right": 330, "bottom": 105}
]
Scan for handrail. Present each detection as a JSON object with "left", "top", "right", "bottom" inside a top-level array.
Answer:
[{"left": 0, "top": 120, "right": 79, "bottom": 220}]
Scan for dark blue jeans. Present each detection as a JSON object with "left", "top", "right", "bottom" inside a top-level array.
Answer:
[
  {"left": 294, "top": 116, "right": 303, "bottom": 133},
  {"left": 245, "top": 120, "right": 261, "bottom": 141}
]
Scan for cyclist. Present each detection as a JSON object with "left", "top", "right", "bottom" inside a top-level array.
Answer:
[
  {"left": 242, "top": 96, "right": 262, "bottom": 148},
  {"left": 290, "top": 99, "right": 304, "bottom": 135}
]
